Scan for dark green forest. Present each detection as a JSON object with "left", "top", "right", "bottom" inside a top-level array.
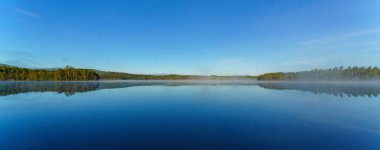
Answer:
[
  {"left": 0, "top": 64, "right": 255, "bottom": 81},
  {"left": 2, "top": 64, "right": 380, "bottom": 81},
  {"left": 257, "top": 66, "right": 380, "bottom": 81},
  {"left": 0, "top": 65, "right": 99, "bottom": 81}
]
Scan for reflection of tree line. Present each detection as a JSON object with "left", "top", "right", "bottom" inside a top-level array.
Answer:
[
  {"left": 0, "top": 81, "right": 259, "bottom": 96},
  {"left": 0, "top": 82, "right": 167, "bottom": 96},
  {"left": 0, "top": 81, "right": 192, "bottom": 96},
  {"left": 0, "top": 82, "right": 101, "bottom": 96},
  {"left": 258, "top": 82, "right": 380, "bottom": 98},
  {"left": 1, "top": 81, "right": 380, "bottom": 98}
]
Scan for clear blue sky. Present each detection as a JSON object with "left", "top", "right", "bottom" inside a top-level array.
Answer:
[{"left": 1, "top": 0, "right": 379, "bottom": 75}]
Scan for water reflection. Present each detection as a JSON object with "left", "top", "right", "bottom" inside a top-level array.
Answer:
[
  {"left": 258, "top": 82, "right": 380, "bottom": 98},
  {"left": 1, "top": 81, "right": 380, "bottom": 97},
  {"left": 0, "top": 81, "right": 254, "bottom": 97},
  {"left": 0, "top": 81, "right": 100, "bottom": 96}
]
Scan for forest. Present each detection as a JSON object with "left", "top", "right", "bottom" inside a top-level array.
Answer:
[
  {"left": 257, "top": 66, "right": 380, "bottom": 81},
  {"left": 2, "top": 64, "right": 379, "bottom": 81},
  {"left": 0, "top": 65, "right": 99, "bottom": 81},
  {"left": 0, "top": 64, "right": 256, "bottom": 81},
  {"left": 97, "top": 71, "right": 256, "bottom": 80}
]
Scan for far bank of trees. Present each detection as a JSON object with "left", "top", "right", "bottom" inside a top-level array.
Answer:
[
  {"left": 0, "top": 64, "right": 256, "bottom": 81},
  {"left": 0, "top": 65, "right": 99, "bottom": 81},
  {"left": 97, "top": 71, "right": 256, "bottom": 80},
  {"left": 97, "top": 71, "right": 195, "bottom": 80},
  {"left": 257, "top": 66, "right": 380, "bottom": 81},
  {"left": 3, "top": 64, "right": 380, "bottom": 81}
]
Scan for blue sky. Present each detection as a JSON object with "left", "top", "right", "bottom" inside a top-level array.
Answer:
[{"left": 1, "top": 0, "right": 380, "bottom": 75}]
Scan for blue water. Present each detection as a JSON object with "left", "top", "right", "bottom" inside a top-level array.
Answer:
[{"left": 1, "top": 81, "right": 380, "bottom": 150}]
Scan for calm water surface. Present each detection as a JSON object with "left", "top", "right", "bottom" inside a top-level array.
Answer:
[{"left": 1, "top": 81, "right": 380, "bottom": 150}]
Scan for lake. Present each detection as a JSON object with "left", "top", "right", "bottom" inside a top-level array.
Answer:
[{"left": 1, "top": 81, "right": 380, "bottom": 150}]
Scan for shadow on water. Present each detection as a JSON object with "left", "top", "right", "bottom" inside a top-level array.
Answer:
[{"left": 1, "top": 81, "right": 380, "bottom": 98}]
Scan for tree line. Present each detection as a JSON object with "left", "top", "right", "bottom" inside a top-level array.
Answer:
[
  {"left": 97, "top": 71, "right": 256, "bottom": 80},
  {"left": 0, "top": 64, "right": 256, "bottom": 81},
  {"left": 257, "top": 66, "right": 380, "bottom": 81},
  {"left": 0, "top": 65, "right": 99, "bottom": 81}
]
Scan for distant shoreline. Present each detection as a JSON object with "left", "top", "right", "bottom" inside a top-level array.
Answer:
[
  {"left": 0, "top": 64, "right": 256, "bottom": 81},
  {"left": 1, "top": 64, "right": 379, "bottom": 81}
]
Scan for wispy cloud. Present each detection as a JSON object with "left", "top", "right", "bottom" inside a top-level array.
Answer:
[
  {"left": 12, "top": 7, "right": 41, "bottom": 18},
  {"left": 298, "top": 29, "right": 380, "bottom": 45}
]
